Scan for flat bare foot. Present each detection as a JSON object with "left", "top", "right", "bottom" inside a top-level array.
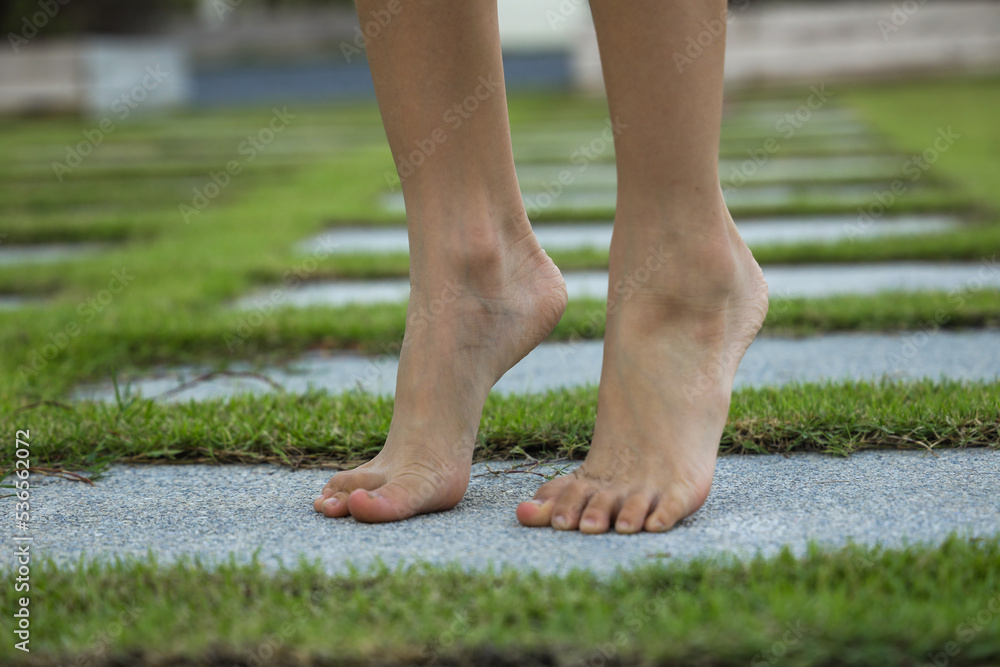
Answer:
[
  {"left": 517, "top": 201, "right": 768, "bottom": 533},
  {"left": 315, "top": 216, "right": 567, "bottom": 522}
]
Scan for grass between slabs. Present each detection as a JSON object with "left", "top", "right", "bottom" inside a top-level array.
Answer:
[
  {"left": 2, "top": 380, "right": 997, "bottom": 476},
  {"left": 4, "top": 287, "right": 999, "bottom": 405},
  {"left": 1, "top": 78, "right": 999, "bottom": 667},
  {"left": 1, "top": 78, "right": 999, "bottom": 435},
  {"left": 244, "top": 224, "right": 1000, "bottom": 283},
  {"left": 2, "top": 536, "right": 999, "bottom": 666}
]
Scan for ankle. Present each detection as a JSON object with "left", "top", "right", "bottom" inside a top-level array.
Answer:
[{"left": 407, "top": 208, "right": 534, "bottom": 292}]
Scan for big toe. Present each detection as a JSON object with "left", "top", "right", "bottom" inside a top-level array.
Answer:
[
  {"left": 516, "top": 475, "right": 571, "bottom": 527},
  {"left": 516, "top": 497, "right": 556, "bottom": 527},
  {"left": 346, "top": 474, "right": 459, "bottom": 523}
]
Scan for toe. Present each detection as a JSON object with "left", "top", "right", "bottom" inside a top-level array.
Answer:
[
  {"left": 644, "top": 495, "right": 685, "bottom": 533},
  {"left": 320, "top": 492, "right": 351, "bottom": 518},
  {"left": 321, "top": 469, "right": 383, "bottom": 496},
  {"left": 615, "top": 491, "right": 654, "bottom": 534},
  {"left": 550, "top": 479, "right": 594, "bottom": 531},
  {"left": 516, "top": 497, "right": 555, "bottom": 527},
  {"left": 346, "top": 472, "right": 456, "bottom": 523},
  {"left": 516, "top": 474, "right": 572, "bottom": 527},
  {"left": 313, "top": 493, "right": 328, "bottom": 513},
  {"left": 315, "top": 469, "right": 384, "bottom": 514},
  {"left": 579, "top": 491, "right": 620, "bottom": 534}
]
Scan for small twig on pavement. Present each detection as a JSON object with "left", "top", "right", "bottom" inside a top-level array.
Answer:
[{"left": 154, "top": 370, "right": 286, "bottom": 401}]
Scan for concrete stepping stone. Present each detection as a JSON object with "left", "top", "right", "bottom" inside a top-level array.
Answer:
[
  {"left": 0, "top": 295, "right": 34, "bottom": 310},
  {"left": 0, "top": 243, "right": 106, "bottom": 266},
  {"left": 382, "top": 182, "right": 930, "bottom": 216},
  {"left": 513, "top": 115, "right": 866, "bottom": 148},
  {"left": 301, "top": 215, "right": 956, "bottom": 256},
  {"left": 235, "top": 262, "right": 1000, "bottom": 310},
  {"left": 723, "top": 106, "right": 861, "bottom": 127},
  {"left": 512, "top": 155, "right": 906, "bottom": 189},
  {"left": 7, "top": 450, "right": 998, "bottom": 574},
  {"left": 513, "top": 134, "right": 886, "bottom": 163},
  {"left": 74, "top": 330, "right": 1000, "bottom": 403}
]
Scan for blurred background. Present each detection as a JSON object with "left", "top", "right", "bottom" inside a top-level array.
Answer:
[{"left": 2, "top": 0, "right": 999, "bottom": 115}]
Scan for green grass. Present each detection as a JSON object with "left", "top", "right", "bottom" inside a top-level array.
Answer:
[
  {"left": 845, "top": 77, "right": 1000, "bottom": 216},
  {"left": 2, "top": 81, "right": 999, "bottom": 667},
  {"left": 3, "top": 380, "right": 996, "bottom": 475},
  {"left": 1, "top": 78, "right": 999, "bottom": 429},
  {"left": 5, "top": 536, "right": 999, "bottom": 666},
  {"left": 5, "top": 286, "right": 999, "bottom": 402}
]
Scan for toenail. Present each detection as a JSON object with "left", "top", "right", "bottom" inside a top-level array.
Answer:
[
  {"left": 553, "top": 515, "right": 568, "bottom": 529},
  {"left": 617, "top": 520, "right": 631, "bottom": 531},
  {"left": 529, "top": 499, "right": 546, "bottom": 506},
  {"left": 323, "top": 497, "right": 339, "bottom": 508},
  {"left": 581, "top": 517, "right": 598, "bottom": 528}
]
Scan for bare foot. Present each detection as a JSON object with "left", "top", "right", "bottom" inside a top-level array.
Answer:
[
  {"left": 315, "top": 217, "right": 567, "bottom": 522},
  {"left": 517, "top": 202, "right": 768, "bottom": 533}
]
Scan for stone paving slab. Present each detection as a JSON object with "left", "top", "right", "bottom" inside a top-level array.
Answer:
[
  {"left": 0, "top": 296, "right": 33, "bottom": 310},
  {"left": 301, "top": 215, "right": 956, "bottom": 256},
  {"left": 74, "top": 330, "right": 1000, "bottom": 403},
  {"left": 381, "top": 182, "right": 932, "bottom": 216},
  {"left": 236, "top": 261, "right": 1000, "bottom": 310},
  {"left": 513, "top": 135, "right": 888, "bottom": 163},
  {"left": 515, "top": 117, "right": 868, "bottom": 144},
  {"left": 0, "top": 243, "right": 106, "bottom": 266},
  {"left": 515, "top": 155, "right": 905, "bottom": 188},
  {"left": 5, "top": 451, "right": 997, "bottom": 575}
]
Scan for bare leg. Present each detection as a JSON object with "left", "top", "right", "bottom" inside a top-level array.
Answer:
[
  {"left": 314, "top": 0, "right": 567, "bottom": 522},
  {"left": 517, "top": 1, "right": 768, "bottom": 533}
]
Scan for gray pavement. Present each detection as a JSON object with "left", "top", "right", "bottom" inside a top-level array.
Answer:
[
  {"left": 74, "top": 330, "right": 1000, "bottom": 402},
  {"left": 237, "top": 261, "right": 1000, "bottom": 310},
  {"left": 5, "top": 450, "right": 998, "bottom": 575},
  {"left": 383, "top": 182, "right": 899, "bottom": 216},
  {"left": 300, "top": 215, "right": 956, "bottom": 256},
  {"left": 0, "top": 243, "right": 106, "bottom": 267}
]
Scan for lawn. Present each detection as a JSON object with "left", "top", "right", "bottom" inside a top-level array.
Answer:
[
  {"left": 1, "top": 75, "right": 999, "bottom": 667},
  {"left": 1, "top": 77, "right": 997, "bottom": 461},
  {"left": 3, "top": 537, "right": 999, "bottom": 666}
]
